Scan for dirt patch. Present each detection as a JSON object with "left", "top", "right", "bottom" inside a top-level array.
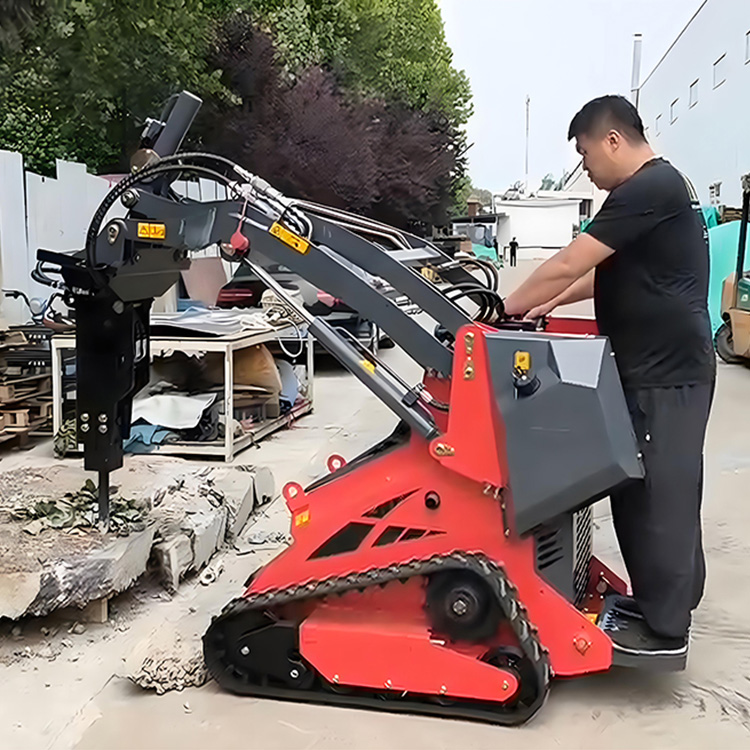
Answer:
[{"left": 0, "top": 467, "right": 106, "bottom": 574}]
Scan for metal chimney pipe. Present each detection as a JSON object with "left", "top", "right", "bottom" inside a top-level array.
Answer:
[{"left": 631, "top": 33, "right": 643, "bottom": 108}]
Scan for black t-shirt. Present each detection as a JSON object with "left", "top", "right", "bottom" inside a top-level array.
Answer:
[{"left": 586, "top": 158, "right": 715, "bottom": 389}]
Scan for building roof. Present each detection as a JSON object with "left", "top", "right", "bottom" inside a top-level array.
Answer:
[{"left": 451, "top": 213, "right": 506, "bottom": 223}]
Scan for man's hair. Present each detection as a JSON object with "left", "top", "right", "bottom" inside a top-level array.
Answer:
[{"left": 568, "top": 95, "right": 646, "bottom": 143}]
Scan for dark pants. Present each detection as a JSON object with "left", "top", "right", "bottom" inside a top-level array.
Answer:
[
  {"left": 510, "top": 248, "right": 517, "bottom": 266},
  {"left": 610, "top": 382, "right": 714, "bottom": 638}
]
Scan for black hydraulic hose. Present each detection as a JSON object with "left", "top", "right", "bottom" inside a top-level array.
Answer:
[
  {"left": 151, "top": 151, "right": 240, "bottom": 176},
  {"left": 473, "top": 257, "right": 501, "bottom": 291},
  {"left": 445, "top": 284, "right": 505, "bottom": 323},
  {"left": 445, "top": 287, "right": 494, "bottom": 322},
  {"left": 444, "top": 287, "right": 491, "bottom": 319},
  {"left": 154, "top": 152, "right": 312, "bottom": 238},
  {"left": 457, "top": 256, "right": 496, "bottom": 291},
  {"left": 449, "top": 291, "right": 503, "bottom": 323},
  {"left": 444, "top": 281, "right": 505, "bottom": 322},
  {"left": 84, "top": 163, "right": 239, "bottom": 272}
]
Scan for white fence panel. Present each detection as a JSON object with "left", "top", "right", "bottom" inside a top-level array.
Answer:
[
  {"left": 0, "top": 154, "right": 127, "bottom": 325},
  {"left": 0, "top": 151, "right": 233, "bottom": 325},
  {"left": 0, "top": 151, "right": 32, "bottom": 325}
]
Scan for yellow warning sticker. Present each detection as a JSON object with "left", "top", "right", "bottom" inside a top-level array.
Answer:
[
  {"left": 360, "top": 359, "right": 376, "bottom": 374},
  {"left": 270, "top": 222, "right": 310, "bottom": 254},
  {"left": 294, "top": 507, "right": 311, "bottom": 528},
  {"left": 137, "top": 222, "right": 167, "bottom": 240}
]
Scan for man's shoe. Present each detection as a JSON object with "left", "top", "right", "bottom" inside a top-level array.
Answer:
[
  {"left": 600, "top": 609, "right": 688, "bottom": 657},
  {"left": 610, "top": 595, "right": 644, "bottom": 619}
]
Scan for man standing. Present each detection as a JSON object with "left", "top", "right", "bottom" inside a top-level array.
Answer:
[
  {"left": 509, "top": 236, "right": 519, "bottom": 267},
  {"left": 504, "top": 95, "right": 715, "bottom": 660}
]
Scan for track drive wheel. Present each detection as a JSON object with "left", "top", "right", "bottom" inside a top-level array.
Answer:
[{"left": 425, "top": 570, "right": 502, "bottom": 642}]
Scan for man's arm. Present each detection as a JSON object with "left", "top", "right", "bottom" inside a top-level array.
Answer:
[
  {"left": 524, "top": 269, "right": 595, "bottom": 319},
  {"left": 503, "top": 234, "right": 613, "bottom": 316}
]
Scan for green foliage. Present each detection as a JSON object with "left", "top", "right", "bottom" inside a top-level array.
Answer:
[
  {"left": 539, "top": 170, "right": 569, "bottom": 192},
  {"left": 468, "top": 183, "right": 494, "bottom": 210},
  {"left": 0, "top": 0, "right": 59, "bottom": 46},
  {"left": 243, "top": 0, "right": 472, "bottom": 126},
  {"left": 540, "top": 173, "right": 557, "bottom": 191},
  {"left": 0, "top": 0, "right": 472, "bottom": 225},
  {"left": 338, "top": 0, "right": 471, "bottom": 125},
  {"left": 0, "top": 0, "right": 229, "bottom": 173}
]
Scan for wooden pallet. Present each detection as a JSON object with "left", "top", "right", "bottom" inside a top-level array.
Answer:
[
  {"left": 0, "top": 418, "right": 48, "bottom": 450},
  {"left": 1, "top": 401, "right": 52, "bottom": 430},
  {"left": 0, "top": 372, "right": 52, "bottom": 402}
]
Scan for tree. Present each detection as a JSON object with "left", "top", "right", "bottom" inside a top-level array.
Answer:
[
  {"left": 200, "top": 19, "right": 464, "bottom": 227},
  {"left": 206, "top": 0, "right": 472, "bottom": 127},
  {"left": 539, "top": 170, "right": 569, "bottom": 192},
  {"left": 212, "top": 0, "right": 473, "bottom": 218},
  {"left": 468, "top": 183, "right": 494, "bottom": 211},
  {"left": 0, "top": 0, "right": 57, "bottom": 44},
  {"left": 0, "top": 0, "right": 472, "bottom": 227},
  {"left": 0, "top": 0, "right": 229, "bottom": 174},
  {"left": 540, "top": 173, "right": 556, "bottom": 191}
]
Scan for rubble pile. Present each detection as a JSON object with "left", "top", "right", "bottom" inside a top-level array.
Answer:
[{"left": 10, "top": 479, "right": 149, "bottom": 536}]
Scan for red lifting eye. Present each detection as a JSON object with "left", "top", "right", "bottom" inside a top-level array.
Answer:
[
  {"left": 230, "top": 229, "right": 249, "bottom": 254},
  {"left": 327, "top": 454, "right": 346, "bottom": 473}
]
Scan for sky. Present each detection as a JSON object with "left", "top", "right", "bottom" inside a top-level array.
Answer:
[{"left": 437, "top": 0, "right": 707, "bottom": 193}]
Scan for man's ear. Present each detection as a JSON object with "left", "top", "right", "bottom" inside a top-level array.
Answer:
[{"left": 606, "top": 130, "right": 621, "bottom": 151}]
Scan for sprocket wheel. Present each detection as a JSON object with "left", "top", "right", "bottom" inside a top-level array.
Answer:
[{"left": 425, "top": 570, "right": 502, "bottom": 642}]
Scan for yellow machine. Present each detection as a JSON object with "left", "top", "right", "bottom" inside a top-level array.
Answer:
[{"left": 715, "top": 175, "right": 750, "bottom": 364}]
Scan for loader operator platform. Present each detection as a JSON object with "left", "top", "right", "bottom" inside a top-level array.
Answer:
[{"left": 505, "top": 95, "right": 715, "bottom": 659}]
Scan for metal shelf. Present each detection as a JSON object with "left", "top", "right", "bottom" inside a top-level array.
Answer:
[{"left": 51, "top": 323, "right": 314, "bottom": 461}]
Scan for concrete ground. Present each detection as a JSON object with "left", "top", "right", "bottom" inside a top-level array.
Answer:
[{"left": 2, "top": 262, "right": 750, "bottom": 749}]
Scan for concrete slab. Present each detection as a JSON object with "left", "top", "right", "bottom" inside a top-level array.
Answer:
[
  {"left": 0, "top": 461, "right": 267, "bottom": 619},
  {"left": 26, "top": 525, "right": 156, "bottom": 618},
  {"left": 186, "top": 508, "right": 227, "bottom": 572}
]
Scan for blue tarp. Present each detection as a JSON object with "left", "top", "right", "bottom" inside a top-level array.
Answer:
[
  {"left": 124, "top": 424, "right": 178, "bottom": 453},
  {"left": 471, "top": 243, "right": 502, "bottom": 266}
]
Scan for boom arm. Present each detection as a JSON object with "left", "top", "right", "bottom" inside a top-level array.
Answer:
[{"left": 36, "top": 92, "right": 503, "bottom": 523}]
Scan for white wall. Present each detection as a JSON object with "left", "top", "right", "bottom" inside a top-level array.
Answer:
[
  {"left": 495, "top": 200, "right": 580, "bottom": 258},
  {"left": 0, "top": 152, "right": 123, "bottom": 325},
  {"left": 638, "top": 0, "right": 750, "bottom": 207},
  {"left": 561, "top": 163, "right": 608, "bottom": 215}
]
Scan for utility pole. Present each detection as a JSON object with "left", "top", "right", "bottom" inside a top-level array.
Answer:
[
  {"left": 525, "top": 95, "right": 531, "bottom": 191},
  {"left": 630, "top": 33, "right": 643, "bottom": 108}
]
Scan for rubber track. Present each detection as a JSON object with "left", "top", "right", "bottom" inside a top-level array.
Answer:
[{"left": 203, "top": 552, "right": 550, "bottom": 726}]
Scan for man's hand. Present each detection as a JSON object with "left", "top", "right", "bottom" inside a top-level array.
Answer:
[
  {"left": 525, "top": 299, "right": 558, "bottom": 320},
  {"left": 504, "top": 235, "right": 612, "bottom": 316}
]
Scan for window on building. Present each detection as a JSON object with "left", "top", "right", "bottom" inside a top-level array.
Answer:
[
  {"left": 655, "top": 114, "right": 662, "bottom": 135},
  {"left": 689, "top": 79, "right": 699, "bottom": 107},
  {"left": 746, "top": 31, "right": 750, "bottom": 63},
  {"left": 714, "top": 54, "right": 727, "bottom": 88},
  {"left": 670, "top": 98, "right": 679, "bottom": 123}
]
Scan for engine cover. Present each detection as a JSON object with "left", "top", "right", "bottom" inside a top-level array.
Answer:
[{"left": 486, "top": 331, "right": 643, "bottom": 534}]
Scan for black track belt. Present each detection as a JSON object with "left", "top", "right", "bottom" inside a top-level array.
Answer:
[{"left": 203, "top": 552, "right": 550, "bottom": 726}]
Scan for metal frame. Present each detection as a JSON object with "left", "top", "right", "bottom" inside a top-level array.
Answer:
[
  {"left": 51, "top": 324, "right": 314, "bottom": 461},
  {"left": 735, "top": 174, "right": 750, "bottom": 308}
]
